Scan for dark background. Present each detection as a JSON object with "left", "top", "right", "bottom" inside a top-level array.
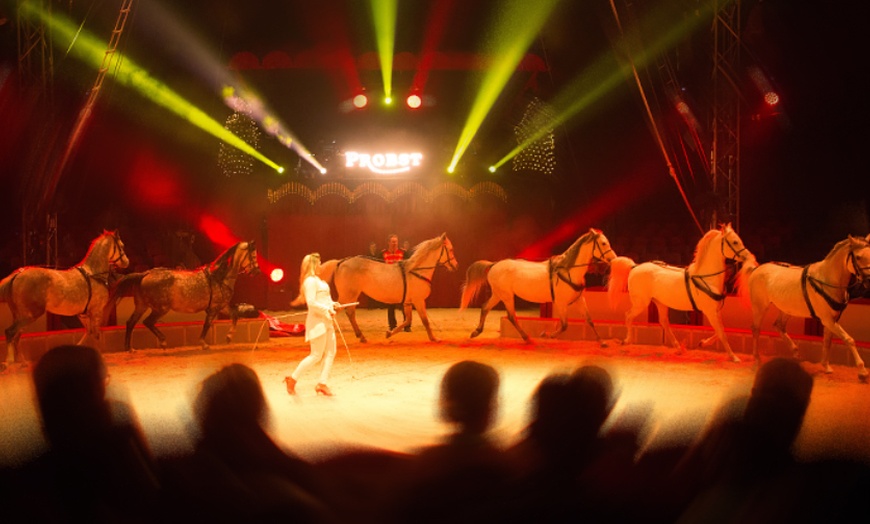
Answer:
[{"left": 0, "top": 0, "right": 867, "bottom": 276}]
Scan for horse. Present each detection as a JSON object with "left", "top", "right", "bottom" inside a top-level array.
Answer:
[
  {"left": 741, "top": 234, "right": 870, "bottom": 381},
  {"left": 0, "top": 230, "right": 130, "bottom": 366},
  {"left": 318, "top": 233, "right": 458, "bottom": 343},
  {"left": 607, "top": 224, "right": 754, "bottom": 362},
  {"left": 459, "top": 228, "right": 616, "bottom": 344},
  {"left": 109, "top": 240, "right": 260, "bottom": 351}
]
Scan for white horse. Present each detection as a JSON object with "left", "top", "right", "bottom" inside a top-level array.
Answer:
[
  {"left": 319, "top": 233, "right": 458, "bottom": 343},
  {"left": 460, "top": 228, "right": 616, "bottom": 344},
  {"left": 741, "top": 234, "right": 870, "bottom": 381},
  {"left": 608, "top": 224, "right": 754, "bottom": 362}
]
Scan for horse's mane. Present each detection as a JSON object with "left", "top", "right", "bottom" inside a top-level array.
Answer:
[
  {"left": 556, "top": 230, "right": 596, "bottom": 268},
  {"left": 823, "top": 238, "right": 853, "bottom": 263},
  {"left": 689, "top": 229, "right": 720, "bottom": 267},
  {"left": 82, "top": 230, "right": 117, "bottom": 266},
  {"left": 209, "top": 243, "right": 240, "bottom": 281},
  {"left": 406, "top": 236, "right": 442, "bottom": 268}
]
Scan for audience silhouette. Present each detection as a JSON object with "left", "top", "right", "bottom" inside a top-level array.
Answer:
[
  {"left": 6, "top": 344, "right": 161, "bottom": 523},
  {"left": 4, "top": 348, "right": 869, "bottom": 524},
  {"left": 159, "top": 363, "right": 336, "bottom": 523},
  {"left": 391, "top": 360, "right": 509, "bottom": 523}
]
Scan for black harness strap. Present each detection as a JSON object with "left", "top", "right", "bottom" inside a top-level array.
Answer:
[
  {"left": 203, "top": 267, "right": 214, "bottom": 311},
  {"left": 691, "top": 275, "right": 727, "bottom": 302},
  {"left": 802, "top": 265, "right": 848, "bottom": 321},
  {"left": 75, "top": 267, "right": 93, "bottom": 315},
  {"left": 683, "top": 269, "right": 700, "bottom": 312}
]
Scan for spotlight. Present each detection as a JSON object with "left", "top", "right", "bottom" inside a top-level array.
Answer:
[
  {"left": 384, "top": 96, "right": 393, "bottom": 105},
  {"left": 319, "top": 168, "right": 327, "bottom": 174},
  {"left": 270, "top": 268, "right": 284, "bottom": 283},
  {"left": 488, "top": 166, "right": 496, "bottom": 173},
  {"left": 764, "top": 91, "right": 780, "bottom": 106},
  {"left": 406, "top": 93, "right": 422, "bottom": 109},
  {"left": 353, "top": 93, "right": 368, "bottom": 109}
]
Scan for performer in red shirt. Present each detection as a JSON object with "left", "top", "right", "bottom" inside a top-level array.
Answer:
[{"left": 381, "top": 234, "right": 411, "bottom": 332}]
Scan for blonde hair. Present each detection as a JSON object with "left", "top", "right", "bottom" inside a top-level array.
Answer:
[{"left": 292, "top": 253, "right": 320, "bottom": 306}]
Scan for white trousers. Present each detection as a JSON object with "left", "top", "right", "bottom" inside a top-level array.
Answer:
[{"left": 291, "top": 329, "right": 337, "bottom": 385}]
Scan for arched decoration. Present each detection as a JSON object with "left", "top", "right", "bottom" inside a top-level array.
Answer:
[
  {"left": 228, "top": 51, "right": 261, "bottom": 70},
  {"left": 262, "top": 50, "right": 293, "bottom": 69},
  {"left": 267, "top": 181, "right": 508, "bottom": 205},
  {"left": 393, "top": 51, "right": 419, "bottom": 70},
  {"left": 227, "top": 51, "right": 548, "bottom": 73}
]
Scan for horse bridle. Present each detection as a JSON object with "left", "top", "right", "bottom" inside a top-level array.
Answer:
[
  {"left": 551, "top": 233, "right": 613, "bottom": 296},
  {"left": 847, "top": 244, "right": 870, "bottom": 283},
  {"left": 237, "top": 243, "right": 260, "bottom": 275},
  {"left": 721, "top": 231, "right": 747, "bottom": 263}
]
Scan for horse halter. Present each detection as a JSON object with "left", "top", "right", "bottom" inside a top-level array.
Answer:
[
  {"left": 721, "top": 232, "right": 747, "bottom": 262},
  {"left": 591, "top": 234, "right": 615, "bottom": 262},
  {"left": 238, "top": 244, "right": 260, "bottom": 275},
  {"left": 847, "top": 245, "right": 870, "bottom": 283},
  {"left": 438, "top": 242, "right": 458, "bottom": 271},
  {"left": 108, "top": 233, "right": 128, "bottom": 267}
]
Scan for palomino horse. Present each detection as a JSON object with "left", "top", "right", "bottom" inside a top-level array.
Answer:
[
  {"left": 460, "top": 228, "right": 616, "bottom": 344},
  {"left": 110, "top": 241, "right": 259, "bottom": 351},
  {"left": 742, "top": 234, "right": 870, "bottom": 381},
  {"left": 608, "top": 224, "right": 754, "bottom": 362},
  {"left": 319, "top": 233, "right": 458, "bottom": 342},
  {"left": 0, "top": 230, "right": 129, "bottom": 366}
]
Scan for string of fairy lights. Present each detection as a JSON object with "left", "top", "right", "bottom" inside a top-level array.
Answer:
[
  {"left": 218, "top": 106, "right": 261, "bottom": 178},
  {"left": 512, "top": 97, "right": 556, "bottom": 176}
]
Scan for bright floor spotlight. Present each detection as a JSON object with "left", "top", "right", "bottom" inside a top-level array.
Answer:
[
  {"left": 269, "top": 268, "right": 284, "bottom": 283},
  {"left": 488, "top": 166, "right": 496, "bottom": 173},
  {"left": 384, "top": 96, "right": 393, "bottom": 105},
  {"left": 277, "top": 166, "right": 285, "bottom": 174},
  {"left": 319, "top": 168, "right": 327, "bottom": 174},
  {"left": 353, "top": 93, "right": 368, "bottom": 108},
  {"left": 764, "top": 91, "right": 780, "bottom": 106},
  {"left": 406, "top": 94, "right": 422, "bottom": 109}
]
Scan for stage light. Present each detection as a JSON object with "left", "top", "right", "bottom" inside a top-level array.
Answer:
[
  {"left": 447, "top": 166, "right": 455, "bottom": 174},
  {"left": 384, "top": 96, "right": 393, "bottom": 105},
  {"left": 320, "top": 168, "right": 327, "bottom": 174},
  {"left": 764, "top": 91, "right": 780, "bottom": 106},
  {"left": 270, "top": 268, "right": 284, "bottom": 283},
  {"left": 406, "top": 93, "right": 422, "bottom": 109},
  {"left": 488, "top": 166, "right": 496, "bottom": 173},
  {"left": 353, "top": 93, "right": 368, "bottom": 108},
  {"left": 277, "top": 166, "right": 285, "bottom": 174}
]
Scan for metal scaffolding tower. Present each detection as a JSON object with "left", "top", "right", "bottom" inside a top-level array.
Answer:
[{"left": 710, "top": 0, "right": 742, "bottom": 230}]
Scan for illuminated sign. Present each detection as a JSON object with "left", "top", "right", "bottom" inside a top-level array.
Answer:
[{"left": 345, "top": 151, "right": 423, "bottom": 175}]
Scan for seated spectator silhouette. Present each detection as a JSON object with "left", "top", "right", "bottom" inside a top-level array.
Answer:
[
  {"left": 159, "top": 363, "right": 335, "bottom": 523},
  {"left": 391, "top": 360, "right": 509, "bottom": 523},
  {"left": 503, "top": 364, "right": 618, "bottom": 522},
  {"left": 8, "top": 344, "right": 161, "bottom": 522},
  {"left": 676, "top": 357, "right": 814, "bottom": 523}
]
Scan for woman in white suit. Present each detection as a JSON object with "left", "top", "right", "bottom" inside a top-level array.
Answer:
[{"left": 285, "top": 253, "right": 341, "bottom": 396}]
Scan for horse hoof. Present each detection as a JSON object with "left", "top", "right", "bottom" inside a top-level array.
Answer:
[
  {"left": 599, "top": 341, "right": 609, "bottom": 349},
  {"left": 730, "top": 355, "right": 741, "bottom": 363},
  {"left": 859, "top": 373, "right": 868, "bottom": 384},
  {"left": 470, "top": 330, "right": 481, "bottom": 339},
  {"left": 359, "top": 337, "right": 368, "bottom": 343},
  {"left": 385, "top": 331, "right": 392, "bottom": 339}
]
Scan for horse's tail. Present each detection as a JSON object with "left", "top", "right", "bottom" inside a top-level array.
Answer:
[
  {"left": 607, "top": 256, "right": 636, "bottom": 309},
  {"left": 460, "top": 260, "right": 494, "bottom": 311},
  {"left": 108, "top": 272, "right": 147, "bottom": 304},
  {"left": 735, "top": 252, "right": 760, "bottom": 308}
]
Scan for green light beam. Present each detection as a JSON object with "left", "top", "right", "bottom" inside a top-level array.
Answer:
[
  {"left": 491, "top": 1, "right": 720, "bottom": 171},
  {"left": 448, "top": 0, "right": 560, "bottom": 173},
  {"left": 369, "top": 0, "right": 397, "bottom": 101},
  {"left": 21, "top": 1, "right": 282, "bottom": 172}
]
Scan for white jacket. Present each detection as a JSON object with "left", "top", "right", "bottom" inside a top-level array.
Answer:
[{"left": 303, "top": 275, "right": 335, "bottom": 341}]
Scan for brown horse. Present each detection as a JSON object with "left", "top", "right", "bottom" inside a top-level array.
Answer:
[
  {"left": 110, "top": 240, "right": 259, "bottom": 351},
  {"left": 319, "top": 233, "right": 458, "bottom": 342},
  {"left": 0, "top": 230, "right": 130, "bottom": 366}
]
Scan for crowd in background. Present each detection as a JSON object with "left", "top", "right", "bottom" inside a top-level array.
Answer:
[{"left": 1, "top": 344, "right": 868, "bottom": 523}]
